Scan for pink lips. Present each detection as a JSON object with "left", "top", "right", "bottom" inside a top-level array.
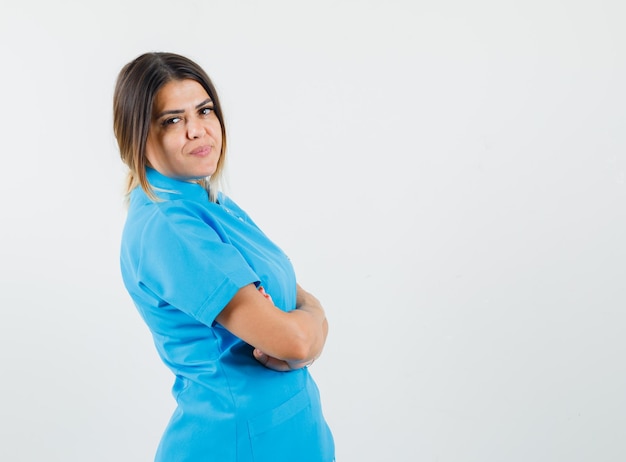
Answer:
[{"left": 189, "top": 145, "right": 211, "bottom": 156}]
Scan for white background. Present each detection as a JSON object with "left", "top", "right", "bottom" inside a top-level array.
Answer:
[{"left": 1, "top": 1, "right": 625, "bottom": 461}]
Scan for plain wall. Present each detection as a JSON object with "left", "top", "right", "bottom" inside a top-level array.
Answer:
[{"left": 1, "top": 1, "right": 624, "bottom": 461}]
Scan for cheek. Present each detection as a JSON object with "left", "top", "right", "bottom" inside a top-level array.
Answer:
[
  {"left": 156, "top": 133, "right": 181, "bottom": 158},
  {"left": 144, "top": 136, "right": 158, "bottom": 164},
  {"left": 212, "top": 122, "right": 223, "bottom": 146},
  {"left": 146, "top": 132, "right": 179, "bottom": 165}
]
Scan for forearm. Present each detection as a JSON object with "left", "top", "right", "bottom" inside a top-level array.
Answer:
[{"left": 217, "top": 284, "right": 327, "bottom": 364}]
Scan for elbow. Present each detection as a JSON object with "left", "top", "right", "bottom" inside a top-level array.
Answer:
[
  {"left": 293, "top": 317, "right": 328, "bottom": 361},
  {"left": 285, "top": 332, "right": 315, "bottom": 362},
  {"left": 271, "top": 310, "right": 327, "bottom": 362},
  {"left": 281, "top": 325, "right": 318, "bottom": 362},
  {"left": 284, "top": 319, "right": 327, "bottom": 362}
]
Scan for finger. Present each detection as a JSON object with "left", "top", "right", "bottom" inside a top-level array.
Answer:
[
  {"left": 253, "top": 349, "right": 291, "bottom": 371},
  {"left": 253, "top": 348, "right": 270, "bottom": 366},
  {"left": 263, "top": 357, "right": 292, "bottom": 372},
  {"left": 257, "top": 286, "right": 273, "bottom": 302}
]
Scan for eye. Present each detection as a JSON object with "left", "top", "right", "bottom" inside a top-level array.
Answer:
[
  {"left": 200, "top": 106, "right": 215, "bottom": 116},
  {"left": 162, "top": 116, "right": 182, "bottom": 126}
]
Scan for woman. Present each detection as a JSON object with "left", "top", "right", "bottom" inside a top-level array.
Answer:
[{"left": 113, "top": 52, "right": 335, "bottom": 461}]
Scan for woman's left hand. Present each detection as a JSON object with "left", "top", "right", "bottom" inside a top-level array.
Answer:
[{"left": 253, "top": 348, "right": 314, "bottom": 371}]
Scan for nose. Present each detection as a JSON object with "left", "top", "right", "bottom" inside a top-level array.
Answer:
[{"left": 186, "top": 118, "right": 204, "bottom": 139}]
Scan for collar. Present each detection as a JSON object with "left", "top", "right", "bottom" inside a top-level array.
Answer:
[{"left": 145, "top": 167, "right": 209, "bottom": 202}]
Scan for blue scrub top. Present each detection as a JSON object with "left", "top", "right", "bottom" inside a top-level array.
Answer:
[{"left": 120, "top": 168, "right": 334, "bottom": 462}]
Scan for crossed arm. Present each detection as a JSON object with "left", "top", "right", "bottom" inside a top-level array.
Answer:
[{"left": 215, "top": 283, "right": 328, "bottom": 371}]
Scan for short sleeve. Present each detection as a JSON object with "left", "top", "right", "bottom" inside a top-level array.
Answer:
[{"left": 136, "top": 203, "right": 260, "bottom": 326}]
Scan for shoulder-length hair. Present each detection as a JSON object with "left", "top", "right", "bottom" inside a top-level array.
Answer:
[{"left": 113, "top": 52, "right": 227, "bottom": 202}]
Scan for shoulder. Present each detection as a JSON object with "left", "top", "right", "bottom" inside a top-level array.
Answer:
[
  {"left": 148, "top": 199, "right": 225, "bottom": 244},
  {"left": 124, "top": 195, "right": 220, "bottom": 249}
]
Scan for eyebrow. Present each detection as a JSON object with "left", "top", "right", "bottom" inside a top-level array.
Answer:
[{"left": 155, "top": 98, "right": 214, "bottom": 119}]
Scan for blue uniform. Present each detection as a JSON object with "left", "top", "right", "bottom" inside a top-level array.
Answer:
[{"left": 120, "top": 168, "right": 334, "bottom": 461}]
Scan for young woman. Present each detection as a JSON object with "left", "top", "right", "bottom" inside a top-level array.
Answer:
[{"left": 113, "top": 52, "right": 335, "bottom": 461}]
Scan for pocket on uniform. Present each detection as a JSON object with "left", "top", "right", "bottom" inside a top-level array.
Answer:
[
  {"left": 247, "top": 387, "right": 333, "bottom": 461},
  {"left": 247, "top": 387, "right": 311, "bottom": 437}
]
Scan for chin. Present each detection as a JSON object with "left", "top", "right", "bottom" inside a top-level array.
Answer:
[
  {"left": 187, "top": 166, "right": 216, "bottom": 179},
  {"left": 201, "top": 168, "right": 217, "bottom": 178}
]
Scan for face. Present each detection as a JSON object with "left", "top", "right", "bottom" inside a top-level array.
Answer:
[{"left": 145, "top": 79, "right": 222, "bottom": 181}]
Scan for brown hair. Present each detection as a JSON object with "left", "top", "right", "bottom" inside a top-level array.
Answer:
[{"left": 113, "top": 52, "right": 227, "bottom": 202}]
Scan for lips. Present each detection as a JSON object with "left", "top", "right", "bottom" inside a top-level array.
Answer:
[{"left": 189, "top": 145, "right": 211, "bottom": 156}]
